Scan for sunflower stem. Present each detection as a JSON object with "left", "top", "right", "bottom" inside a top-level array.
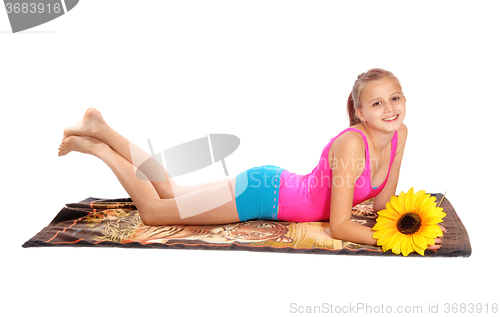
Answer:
[{"left": 437, "top": 191, "right": 447, "bottom": 208}]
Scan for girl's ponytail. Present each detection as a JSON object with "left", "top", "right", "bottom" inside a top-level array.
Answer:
[{"left": 347, "top": 92, "right": 361, "bottom": 126}]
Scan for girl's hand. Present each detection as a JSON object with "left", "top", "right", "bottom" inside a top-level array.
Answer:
[{"left": 427, "top": 225, "right": 447, "bottom": 250}]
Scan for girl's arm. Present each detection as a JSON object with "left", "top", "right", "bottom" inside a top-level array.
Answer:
[
  {"left": 328, "top": 132, "right": 378, "bottom": 245},
  {"left": 372, "top": 123, "right": 408, "bottom": 212},
  {"left": 329, "top": 125, "right": 445, "bottom": 250}
]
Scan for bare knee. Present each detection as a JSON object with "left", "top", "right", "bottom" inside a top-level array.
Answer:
[
  {"left": 139, "top": 211, "right": 158, "bottom": 226},
  {"left": 137, "top": 199, "right": 179, "bottom": 226}
]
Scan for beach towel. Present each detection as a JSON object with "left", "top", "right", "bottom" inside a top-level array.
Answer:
[{"left": 23, "top": 193, "right": 471, "bottom": 257}]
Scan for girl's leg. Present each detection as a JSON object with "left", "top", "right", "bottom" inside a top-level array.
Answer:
[
  {"left": 58, "top": 135, "right": 241, "bottom": 226},
  {"left": 62, "top": 108, "right": 231, "bottom": 199}
]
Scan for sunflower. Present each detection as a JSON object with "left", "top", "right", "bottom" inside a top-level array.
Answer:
[{"left": 372, "top": 188, "right": 446, "bottom": 256}]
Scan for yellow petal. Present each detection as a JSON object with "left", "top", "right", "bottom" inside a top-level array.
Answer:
[
  {"left": 420, "top": 206, "right": 444, "bottom": 219},
  {"left": 387, "top": 203, "right": 405, "bottom": 217},
  {"left": 373, "top": 228, "right": 393, "bottom": 240},
  {"left": 389, "top": 233, "right": 405, "bottom": 255},
  {"left": 377, "top": 209, "right": 400, "bottom": 221},
  {"left": 418, "top": 224, "right": 442, "bottom": 238},
  {"left": 413, "top": 195, "right": 426, "bottom": 211},
  {"left": 412, "top": 241, "right": 426, "bottom": 256},
  {"left": 377, "top": 228, "right": 399, "bottom": 246},
  {"left": 372, "top": 219, "right": 396, "bottom": 230},
  {"left": 414, "top": 189, "right": 427, "bottom": 200},
  {"left": 404, "top": 188, "right": 415, "bottom": 213},
  {"left": 415, "top": 200, "right": 436, "bottom": 217},
  {"left": 412, "top": 231, "right": 427, "bottom": 255},
  {"left": 401, "top": 235, "right": 414, "bottom": 256},
  {"left": 375, "top": 215, "right": 395, "bottom": 223},
  {"left": 420, "top": 214, "right": 445, "bottom": 225},
  {"left": 391, "top": 195, "right": 405, "bottom": 214},
  {"left": 412, "top": 231, "right": 428, "bottom": 251},
  {"left": 385, "top": 230, "right": 404, "bottom": 251},
  {"left": 427, "top": 196, "right": 437, "bottom": 205},
  {"left": 431, "top": 210, "right": 446, "bottom": 220},
  {"left": 427, "top": 224, "right": 443, "bottom": 237},
  {"left": 433, "top": 225, "right": 444, "bottom": 237},
  {"left": 398, "top": 190, "right": 407, "bottom": 198}
]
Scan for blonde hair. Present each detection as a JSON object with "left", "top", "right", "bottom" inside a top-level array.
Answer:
[{"left": 347, "top": 68, "right": 402, "bottom": 126}]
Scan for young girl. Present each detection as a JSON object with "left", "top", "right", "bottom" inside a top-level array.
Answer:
[{"left": 58, "top": 68, "right": 444, "bottom": 250}]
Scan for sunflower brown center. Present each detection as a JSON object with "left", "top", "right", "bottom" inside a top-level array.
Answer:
[{"left": 397, "top": 212, "right": 421, "bottom": 234}]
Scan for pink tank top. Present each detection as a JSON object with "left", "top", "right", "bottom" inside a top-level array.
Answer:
[{"left": 277, "top": 128, "right": 398, "bottom": 222}]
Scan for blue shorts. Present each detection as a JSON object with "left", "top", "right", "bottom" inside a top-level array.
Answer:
[{"left": 234, "top": 165, "right": 284, "bottom": 221}]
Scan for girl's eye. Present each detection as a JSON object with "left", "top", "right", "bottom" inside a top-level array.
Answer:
[
  {"left": 373, "top": 101, "right": 381, "bottom": 106},
  {"left": 393, "top": 97, "right": 400, "bottom": 101}
]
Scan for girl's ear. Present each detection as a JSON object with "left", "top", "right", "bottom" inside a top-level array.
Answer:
[{"left": 355, "top": 108, "right": 366, "bottom": 122}]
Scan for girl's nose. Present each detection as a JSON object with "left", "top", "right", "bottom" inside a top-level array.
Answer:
[{"left": 385, "top": 101, "right": 395, "bottom": 112}]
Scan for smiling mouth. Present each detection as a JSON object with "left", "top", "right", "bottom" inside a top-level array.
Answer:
[{"left": 382, "top": 114, "right": 399, "bottom": 122}]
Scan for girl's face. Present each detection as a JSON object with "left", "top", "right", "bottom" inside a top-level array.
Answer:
[{"left": 356, "top": 76, "right": 406, "bottom": 132}]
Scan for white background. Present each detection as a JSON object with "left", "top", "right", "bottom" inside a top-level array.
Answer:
[{"left": 2, "top": 1, "right": 499, "bottom": 316}]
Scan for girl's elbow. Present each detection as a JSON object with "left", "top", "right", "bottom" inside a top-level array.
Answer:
[{"left": 329, "top": 221, "right": 346, "bottom": 240}]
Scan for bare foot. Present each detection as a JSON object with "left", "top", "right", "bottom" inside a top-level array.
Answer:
[
  {"left": 58, "top": 135, "right": 109, "bottom": 157},
  {"left": 63, "top": 108, "right": 107, "bottom": 140}
]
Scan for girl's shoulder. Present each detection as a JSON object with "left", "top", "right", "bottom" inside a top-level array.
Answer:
[
  {"left": 331, "top": 127, "right": 367, "bottom": 150},
  {"left": 398, "top": 122, "right": 408, "bottom": 139},
  {"left": 329, "top": 129, "right": 366, "bottom": 161},
  {"left": 396, "top": 123, "right": 408, "bottom": 154},
  {"left": 334, "top": 129, "right": 366, "bottom": 147}
]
